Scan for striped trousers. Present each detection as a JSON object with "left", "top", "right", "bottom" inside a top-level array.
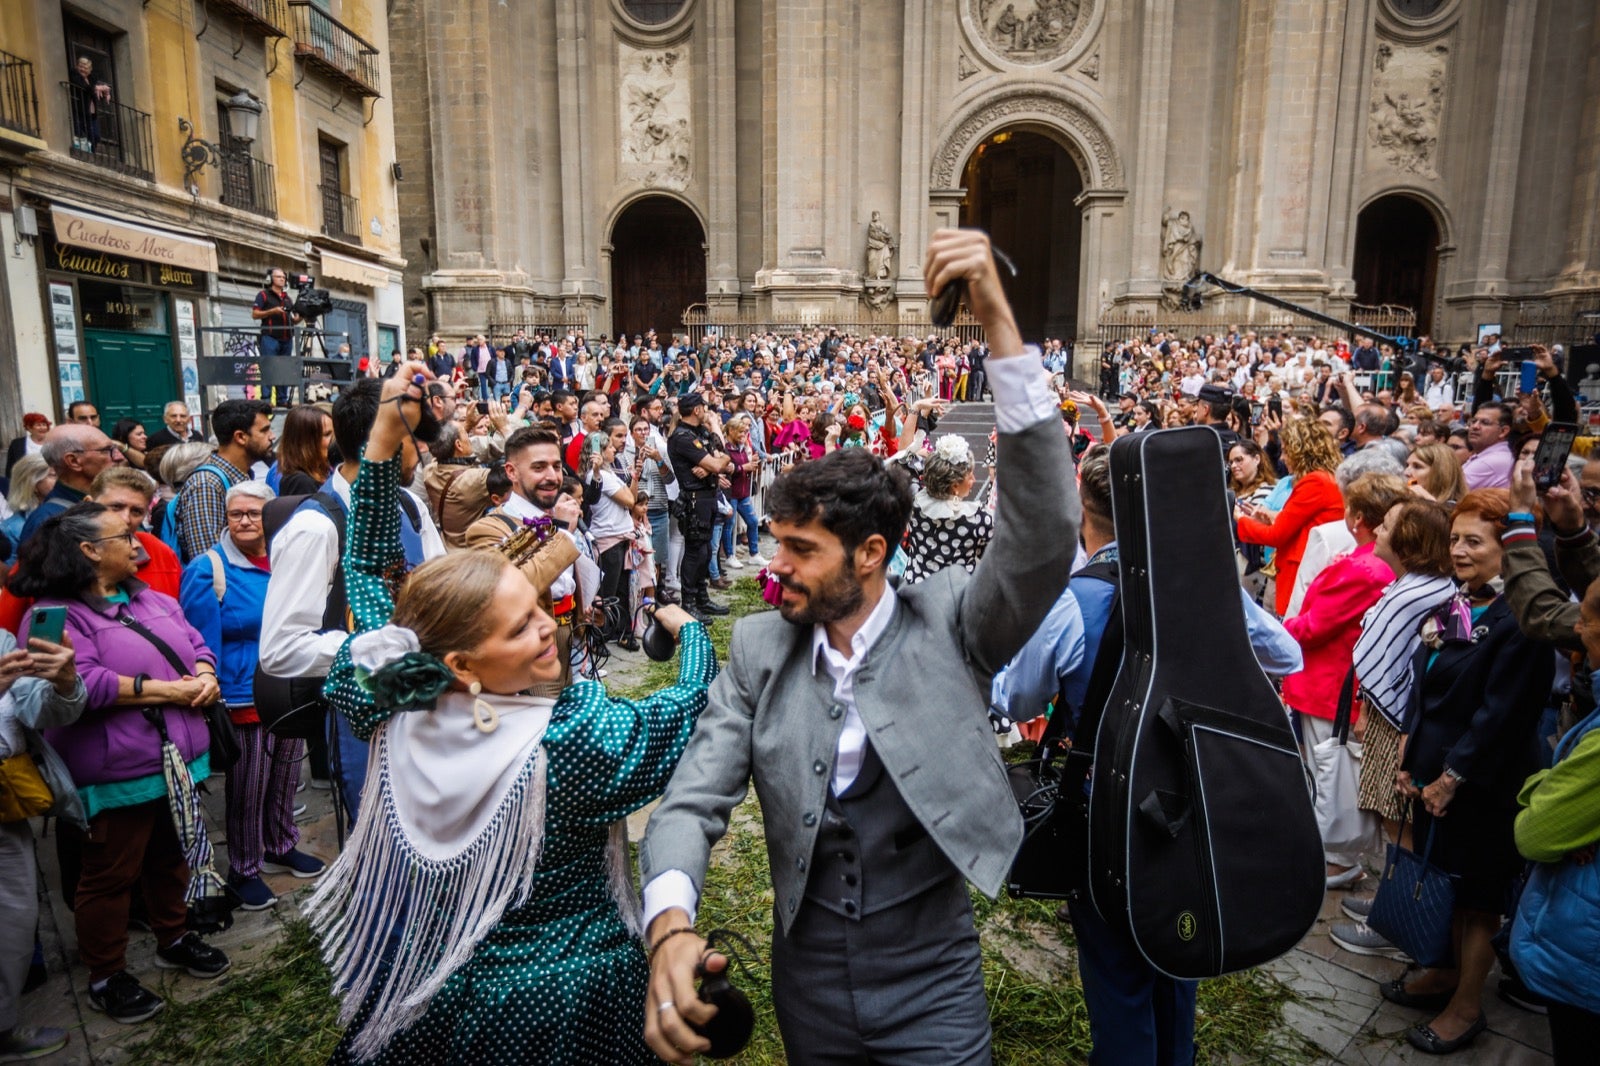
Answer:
[{"left": 225, "top": 723, "right": 304, "bottom": 878}]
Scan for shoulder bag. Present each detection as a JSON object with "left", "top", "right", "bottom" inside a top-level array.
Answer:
[
  {"left": 1367, "top": 802, "right": 1458, "bottom": 968},
  {"left": 0, "top": 751, "right": 53, "bottom": 822},
  {"left": 116, "top": 613, "right": 240, "bottom": 771}
]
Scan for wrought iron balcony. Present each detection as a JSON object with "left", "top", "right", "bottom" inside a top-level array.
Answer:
[
  {"left": 319, "top": 182, "right": 359, "bottom": 241},
  {"left": 61, "top": 81, "right": 154, "bottom": 181},
  {"left": 288, "top": 2, "right": 381, "bottom": 98},
  {"left": 209, "top": 0, "right": 289, "bottom": 38},
  {"left": 220, "top": 146, "right": 277, "bottom": 217},
  {"left": 0, "top": 51, "right": 41, "bottom": 140}
]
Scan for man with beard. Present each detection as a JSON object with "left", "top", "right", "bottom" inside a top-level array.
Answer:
[
  {"left": 175, "top": 399, "right": 275, "bottom": 563},
  {"left": 463, "top": 425, "right": 583, "bottom": 691},
  {"left": 641, "top": 229, "right": 1077, "bottom": 1065},
  {"left": 259, "top": 378, "right": 446, "bottom": 821}
]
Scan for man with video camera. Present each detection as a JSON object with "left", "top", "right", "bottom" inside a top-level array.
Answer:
[{"left": 253, "top": 267, "right": 303, "bottom": 405}]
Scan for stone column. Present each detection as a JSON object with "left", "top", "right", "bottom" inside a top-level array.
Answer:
[
  {"left": 1462, "top": 0, "right": 1535, "bottom": 309},
  {"left": 1126, "top": 0, "right": 1176, "bottom": 300},
  {"left": 896, "top": 0, "right": 932, "bottom": 303},
  {"left": 705, "top": 0, "right": 740, "bottom": 308},
  {"left": 555, "top": 0, "right": 600, "bottom": 302},
  {"left": 1075, "top": 188, "right": 1127, "bottom": 378}
]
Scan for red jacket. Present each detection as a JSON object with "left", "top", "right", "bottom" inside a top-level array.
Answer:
[
  {"left": 1281, "top": 541, "right": 1394, "bottom": 720},
  {"left": 0, "top": 531, "right": 181, "bottom": 636},
  {"left": 1237, "top": 469, "right": 1344, "bottom": 616}
]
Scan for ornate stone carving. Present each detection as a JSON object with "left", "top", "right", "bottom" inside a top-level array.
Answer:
[
  {"left": 1367, "top": 41, "right": 1447, "bottom": 178},
  {"left": 618, "top": 42, "right": 692, "bottom": 189},
  {"left": 865, "top": 211, "right": 896, "bottom": 281},
  {"left": 862, "top": 284, "right": 894, "bottom": 311},
  {"left": 1081, "top": 51, "right": 1099, "bottom": 80},
  {"left": 970, "top": 0, "right": 1090, "bottom": 65},
  {"left": 931, "top": 90, "right": 1122, "bottom": 189},
  {"left": 958, "top": 52, "right": 979, "bottom": 80},
  {"left": 1160, "top": 206, "right": 1201, "bottom": 310}
]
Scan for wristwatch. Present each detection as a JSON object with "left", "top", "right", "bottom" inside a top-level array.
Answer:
[{"left": 1442, "top": 765, "right": 1465, "bottom": 785}]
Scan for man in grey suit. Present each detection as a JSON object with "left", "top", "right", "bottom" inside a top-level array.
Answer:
[{"left": 641, "top": 229, "right": 1080, "bottom": 1065}]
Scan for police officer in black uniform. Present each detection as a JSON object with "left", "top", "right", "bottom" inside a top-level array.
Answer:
[
  {"left": 1195, "top": 382, "right": 1241, "bottom": 452},
  {"left": 667, "top": 393, "right": 732, "bottom": 618}
]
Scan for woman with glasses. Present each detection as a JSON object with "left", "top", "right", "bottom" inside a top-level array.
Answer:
[
  {"left": 179, "top": 482, "right": 324, "bottom": 912},
  {"left": 7, "top": 502, "right": 228, "bottom": 1025}
]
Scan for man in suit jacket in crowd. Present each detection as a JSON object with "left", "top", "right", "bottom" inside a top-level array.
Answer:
[{"left": 641, "top": 229, "right": 1079, "bottom": 1065}]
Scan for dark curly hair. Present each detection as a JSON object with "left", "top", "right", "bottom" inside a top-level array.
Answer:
[
  {"left": 8, "top": 501, "right": 111, "bottom": 600},
  {"left": 767, "top": 447, "right": 913, "bottom": 565}
]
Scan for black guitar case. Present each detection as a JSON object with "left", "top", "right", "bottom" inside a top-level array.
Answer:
[{"left": 1088, "top": 426, "right": 1323, "bottom": 979}]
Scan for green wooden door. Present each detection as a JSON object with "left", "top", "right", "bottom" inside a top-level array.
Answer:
[{"left": 82, "top": 329, "right": 177, "bottom": 429}]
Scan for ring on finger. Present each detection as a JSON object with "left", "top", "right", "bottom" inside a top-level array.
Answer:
[{"left": 657, "top": 1000, "right": 675, "bottom": 1014}]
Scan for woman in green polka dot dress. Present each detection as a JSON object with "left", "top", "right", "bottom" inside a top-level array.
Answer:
[{"left": 305, "top": 368, "right": 716, "bottom": 1063}]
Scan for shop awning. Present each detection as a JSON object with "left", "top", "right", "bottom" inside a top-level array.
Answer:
[
  {"left": 317, "top": 248, "right": 390, "bottom": 289},
  {"left": 50, "top": 205, "right": 218, "bottom": 274}
]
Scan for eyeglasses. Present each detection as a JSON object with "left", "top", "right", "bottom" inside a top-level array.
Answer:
[
  {"left": 78, "top": 444, "right": 123, "bottom": 456},
  {"left": 1581, "top": 487, "right": 1600, "bottom": 506},
  {"left": 89, "top": 531, "right": 137, "bottom": 547},
  {"left": 226, "top": 510, "right": 264, "bottom": 523}
]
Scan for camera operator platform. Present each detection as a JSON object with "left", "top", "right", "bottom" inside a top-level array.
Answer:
[{"left": 253, "top": 267, "right": 303, "bottom": 406}]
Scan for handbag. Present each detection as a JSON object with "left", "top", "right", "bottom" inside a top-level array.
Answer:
[
  {"left": 1367, "top": 803, "right": 1458, "bottom": 967},
  {"left": 1311, "top": 668, "right": 1375, "bottom": 855},
  {"left": 116, "top": 614, "right": 241, "bottom": 772},
  {"left": 0, "top": 751, "right": 53, "bottom": 822}
]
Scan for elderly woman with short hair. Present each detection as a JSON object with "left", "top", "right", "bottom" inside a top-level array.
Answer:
[{"left": 179, "top": 481, "right": 323, "bottom": 911}]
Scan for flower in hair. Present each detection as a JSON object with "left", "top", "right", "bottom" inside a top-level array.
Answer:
[
  {"left": 351, "top": 624, "right": 457, "bottom": 711},
  {"left": 933, "top": 434, "right": 972, "bottom": 465}
]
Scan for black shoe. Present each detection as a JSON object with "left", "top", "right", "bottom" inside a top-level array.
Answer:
[
  {"left": 696, "top": 597, "right": 731, "bottom": 617},
  {"left": 87, "top": 971, "right": 165, "bottom": 1024},
  {"left": 1497, "top": 975, "right": 1552, "bottom": 1015},
  {"left": 155, "top": 932, "right": 231, "bottom": 979},
  {"left": 656, "top": 589, "right": 680, "bottom": 605}
]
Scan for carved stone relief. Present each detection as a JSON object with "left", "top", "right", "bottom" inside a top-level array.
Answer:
[
  {"left": 618, "top": 42, "right": 692, "bottom": 189},
  {"left": 1159, "top": 206, "right": 1201, "bottom": 310},
  {"left": 1367, "top": 41, "right": 1447, "bottom": 179},
  {"left": 969, "top": 0, "right": 1091, "bottom": 65},
  {"left": 1081, "top": 51, "right": 1099, "bottom": 80},
  {"left": 958, "top": 52, "right": 979, "bottom": 80},
  {"left": 931, "top": 91, "right": 1122, "bottom": 189}
]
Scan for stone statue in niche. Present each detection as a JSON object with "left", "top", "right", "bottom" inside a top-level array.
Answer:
[
  {"left": 862, "top": 285, "right": 894, "bottom": 312},
  {"left": 865, "top": 211, "right": 896, "bottom": 281},
  {"left": 1367, "top": 41, "right": 1447, "bottom": 178},
  {"left": 619, "top": 43, "right": 692, "bottom": 189},
  {"left": 971, "top": 0, "right": 1086, "bottom": 64},
  {"left": 1160, "top": 207, "right": 1202, "bottom": 310}
]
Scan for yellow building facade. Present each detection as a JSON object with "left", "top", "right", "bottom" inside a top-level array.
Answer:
[{"left": 0, "top": 0, "right": 404, "bottom": 431}]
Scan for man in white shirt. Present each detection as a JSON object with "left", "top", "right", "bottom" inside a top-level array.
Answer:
[
  {"left": 640, "top": 230, "right": 1079, "bottom": 1065},
  {"left": 259, "top": 379, "right": 447, "bottom": 823}
]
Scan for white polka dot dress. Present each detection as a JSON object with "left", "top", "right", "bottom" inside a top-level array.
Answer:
[{"left": 323, "top": 456, "right": 717, "bottom": 1063}]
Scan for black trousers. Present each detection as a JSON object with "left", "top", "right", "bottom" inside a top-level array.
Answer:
[
  {"left": 596, "top": 538, "right": 629, "bottom": 639},
  {"left": 1551, "top": 1002, "right": 1600, "bottom": 1066},
  {"left": 677, "top": 493, "right": 716, "bottom": 600}
]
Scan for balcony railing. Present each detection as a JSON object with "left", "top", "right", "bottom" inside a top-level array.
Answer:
[
  {"left": 288, "top": 2, "right": 381, "bottom": 98},
  {"left": 209, "top": 0, "right": 289, "bottom": 38},
  {"left": 319, "top": 183, "right": 359, "bottom": 241},
  {"left": 61, "top": 81, "right": 154, "bottom": 180},
  {"left": 220, "top": 147, "right": 277, "bottom": 217},
  {"left": 0, "top": 51, "right": 41, "bottom": 139}
]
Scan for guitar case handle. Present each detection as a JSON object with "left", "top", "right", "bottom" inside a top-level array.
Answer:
[{"left": 1138, "top": 789, "right": 1192, "bottom": 838}]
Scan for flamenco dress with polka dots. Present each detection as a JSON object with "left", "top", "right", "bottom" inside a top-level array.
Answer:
[
  {"left": 307, "top": 456, "right": 716, "bottom": 1064},
  {"left": 899, "top": 482, "right": 995, "bottom": 586}
]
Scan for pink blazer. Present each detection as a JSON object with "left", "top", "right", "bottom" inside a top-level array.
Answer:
[{"left": 1281, "top": 541, "right": 1395, "bottom": 721}]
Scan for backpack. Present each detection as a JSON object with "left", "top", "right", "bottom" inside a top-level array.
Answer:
[{"left": 162, "top": 463, "right": 233, "bottom": 560}]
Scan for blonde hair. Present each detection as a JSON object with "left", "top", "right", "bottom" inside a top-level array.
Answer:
[
  {"left": 1410, "top": 442, "right": 1467, "bottom": 504},
  {"left": 6, "top": 454, "right": 52, "bottom": 514},
  {"left": 391, "top": 551, "right": 513, "bottom": 659},
  {"left": 1280, "top": 418, "right": 1341, "bottom": 477}
]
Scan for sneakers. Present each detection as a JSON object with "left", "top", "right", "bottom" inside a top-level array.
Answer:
[
  {"left": 227, "top": 872, "right": 278, "bottom": 911},
  {"left": 725, "top": 555, "right": 745, "bottom": 570},
  {"left": 0, "top": 1025, "right": 69, "bottom": 1060},
  {"left": 292, "top": 801, "right": 307, "bottom": 818},
  {"left": 155, "top": 932, "right": 231, "bottom": 979},
  {"left": 1326, "top": 864, "right": 1366, "bottom": 889},
  {"left": 87, "top": 971, "right": 165, "bottom": 1024},
  {"left": 747, "top": 553, "right": 769, "bottom": 568},
  {"left": 262, "top": 848, "right": 326, "bottom": 879},
  {"left": 1341, "top": 895, "right": 1375, "bottom": 921},
  {"left": 307, "top": 776, "right": 333, "bottom": 791},
  {"left": 1329, "top": 920, "right": 1408, "bottom": 960}
]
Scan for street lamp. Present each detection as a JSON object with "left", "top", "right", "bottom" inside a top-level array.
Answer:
[{"left": 178, "top": 90, "right": 264, "bottom": 193}]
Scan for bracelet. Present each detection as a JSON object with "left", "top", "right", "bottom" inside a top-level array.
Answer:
[
  {"left": 648, "top": 926, "right": 699, "bottom": 958},
  {"left": 133, "top": 673, "right": 149, "bottom": 696},
  {"left": 1506, "top": 511, "right": 1537, "bottom": 525}
]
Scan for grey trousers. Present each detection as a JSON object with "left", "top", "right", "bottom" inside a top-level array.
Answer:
[
  {"left": 771, "top": 878, "right": 992, "bottom": 1066},
  {"left": 0, "top": 820, "right": 39, "bottom": 1030}
]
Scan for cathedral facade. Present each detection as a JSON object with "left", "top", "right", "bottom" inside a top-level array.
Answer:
[{"left": 391, "top": 0, "right": 1600, "bottom": 367}]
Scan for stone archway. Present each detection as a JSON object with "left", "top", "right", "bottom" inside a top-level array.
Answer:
[
  {"left": 929, "top": 88, "right": 1124, "bottom": 346},
  {"left": 1353, "top": 192, "right": 1443, "bottom": 336},
  {"left": 960, "top": 130, "right": 1085, "bottom": 343},
  {"left": 609, "top": 195, "right": 707, "bottom": 341}
]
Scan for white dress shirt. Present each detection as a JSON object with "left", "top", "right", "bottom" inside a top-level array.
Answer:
[
  {"left": 259, "top": 468, "right": 446, "bottom": 677},
  {"left": 501, "top": 490, "right": 578, "bottom": 601},
  {"left": 641, "top": 347, "right": 1058, "bottom": 929}
]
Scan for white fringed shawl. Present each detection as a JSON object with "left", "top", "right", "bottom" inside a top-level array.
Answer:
[{"left": 304, "top": 691, "right": 639, "bottom": 1061}]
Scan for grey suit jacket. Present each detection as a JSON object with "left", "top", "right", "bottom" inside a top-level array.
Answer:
[{"left": 640, "top": 414, "right": 1080, "bottom": 933}]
